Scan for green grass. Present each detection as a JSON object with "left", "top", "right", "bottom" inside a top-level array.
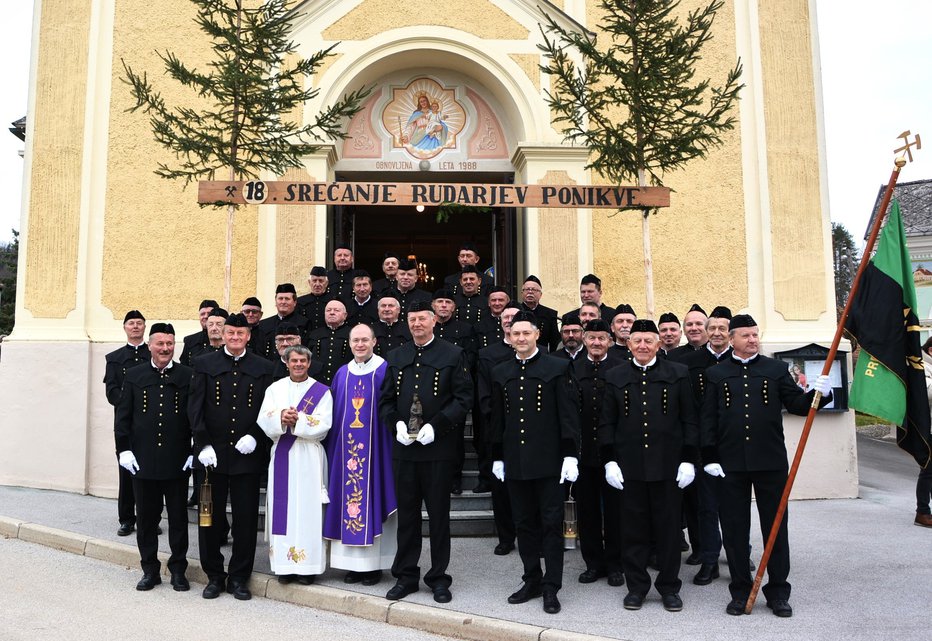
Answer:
[{"left": 855, "top": 412, "right": 892, "bottom": 427}]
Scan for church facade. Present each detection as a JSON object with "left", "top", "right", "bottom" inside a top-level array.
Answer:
[{"left": 0, "top": 0, "right": 856, "bottom": 498}]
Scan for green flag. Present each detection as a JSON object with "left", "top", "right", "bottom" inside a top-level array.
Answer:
[{"left": 846, "top": 200, "right": 931, "bottom": 468}]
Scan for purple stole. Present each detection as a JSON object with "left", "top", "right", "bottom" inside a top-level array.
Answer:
[{"left": 271, "top": 379, "right": 328, "bottom": 536}]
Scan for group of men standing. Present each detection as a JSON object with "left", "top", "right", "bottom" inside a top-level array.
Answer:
[{"left": 106, "top": 246, "right": 835, "bottom": 618}]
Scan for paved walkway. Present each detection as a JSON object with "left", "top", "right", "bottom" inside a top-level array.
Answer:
[{"left": 1, "top": 434, "right": 929, "bottom": 641}]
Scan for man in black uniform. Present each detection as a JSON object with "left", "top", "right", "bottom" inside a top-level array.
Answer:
[
  {"left": 490, "top": 311, "right": 580, "bottom": 614},
  {"left": 476, "top": 303, "right": 519, "bottom": 551},
  {"left": 432, "top": 289, "right": 478, "bottom": 495},
  {"left": 390, "top": 258, "right": 432, "bottom": 319},
  {"left": 443, "top": 242, "right": 493, "bottom": 294},
  {"left": 373, "top": 295, "right": 411, "bottom": 356},
  {"left": 553, "top": 314, "right": 586, "bottom": 361},
  {"left": 189, "top": 313, "right": 275, "bottom": 601},
  {"left": 257, "top": 284, "right": 309, "bottom": 360},
  {"left": 342, "top": 269, "right": 380, "bottom": 327},
  {"left": 306, "top": 299, "right": 351, "bottom": 385},
  {"left": 475, "top": 286, "right": 510, "bottom": 349},
  {"left": 681, "top": 306, "right": 733, "bottom": 582},
  {"left": 453, "top": 265, "right": 488, "bottom": 326},
  {"left": 240, "top": 298, "right": 264, "bottom": 354},
  {"left": 180, "top": 299, "right": 218, "bottom": 366},
  {"left": 327, "top": 244, "right": 355, "bottom": 300},
  {"left": 668, "top": 304, "right": 708, "bottom": 360},
  {"left": 599, "top": 319, "right": 698, "bottom": 613},
  {"left": 570, "top": 274, "right": 615, "bottom": 322},
  {"left": 518, "top": 275, "right": 559, "bottom": 352},
  {"left": 296, "top": 266, "right": 333, "bottom": 331},
  {"left": 104, "top": 309, "right": 150, "bottom": 536},
  {"left": 114, "top": 323, "right": 193, "bottom": 592},
  {"left": 571, "top": 319, "right": 626, "bottom": 587},
  {"left": 378, "top": 300, "right": 473, "bottom": 604},
  {"left": 610, "top": 303, "right": 636, "bottom": 359},
  {"left": 657, "top": 312, "right": 682, "bottom": 357},
  {"left": 701, "top": 314, "right": 833, "bottom": 617},
  {"left": 373, "top": 252, "right": 400, "bottom": 295},
  {"left": 189, "top": 307, "right": 227, "bottom": 361}
]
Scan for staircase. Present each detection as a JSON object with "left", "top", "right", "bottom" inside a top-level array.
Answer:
[{"left": 185, "top": 415, "right": 497, "bottom": 537}]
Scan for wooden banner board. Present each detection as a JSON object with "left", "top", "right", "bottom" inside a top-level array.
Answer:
[{"left": 197, "top": 180, "right": 670, "bottom": 209}]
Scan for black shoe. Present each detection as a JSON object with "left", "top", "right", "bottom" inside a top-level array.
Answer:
[
  {"left": 726, "top": 598, "right": 747, "bottom": 616},
  {"left": 360, "top": 570, "right": 383, "bottom": 586},
  {"left": 136, "top": 573, "right": 161, "bottom": 591},
  {"left": 680, "top": 532, "right": 690, "bottom": 552},
  {"left": 117, "top": 522, "right": 135, "bottom": 536},
  {"left": 493, "top": 542, "right": 515, "bottom": 556},
  {"left": 296, "top": 575, "right": 315, "bottom": 586},
  {"left": 662, "top": 593, "right": 683, "bottom": 612},
  {"left": 170, "top": 573, "right": 190, "bottom": 592},
  {"left": 684, "top": 552, "right": 701, "bottom": 565},
  {"left": 767, "top": 599, "right": 793, "bottom": 618},
  {"left": 507, "top": 583, "right": 542, "bottom": 604},
  {"left": 542, "top": 590, "right": 561, "bottom": 614},
  {"left": 693, "top": 563, "right": 720, "bottom": 585},
  {"left": 227, "top": 579, "right": 252, "bottom": 601},
  {"left": 156, "top": 525, "right": 163, "bottom": 535},
  {"left": 607, "top": 571, "right": 625, "bottom": 587},
  {"left": 472, "top": 481, "right": 493, "bottom": 493},
  {"left": 578, "top": 568, "right": 606, "bottom": 583},
  {"left": 202, "top": 578, "right": 225, "bottom": 599},
  {"left": 278, "top": 574, "right": 296, "bottom": 585},
  {"left": 344, "top": 571, "right": 363, "bottom": 584},
  {"left": 385, "top": 582, "right": 418, "bottom": 600},
  {"left": 623, "top": 593, "right": 644, "bottom": 610},
  {"left": 432, "top": 586, "right": 452, "bottom": 603},
  {"left": 451, "top": 480, "right": 462, "bottom": 495}
]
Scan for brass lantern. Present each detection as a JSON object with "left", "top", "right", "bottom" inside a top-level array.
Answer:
[
  {"left": 199, "top": 468, "right": 213, "bottom": 528},
  {"left": 563, "top": 484, "right": 578, "bottom": 550}
]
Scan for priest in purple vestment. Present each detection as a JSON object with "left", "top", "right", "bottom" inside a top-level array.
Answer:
[{"left": 324, "top": 323, "right": 398, "bottom": 585}]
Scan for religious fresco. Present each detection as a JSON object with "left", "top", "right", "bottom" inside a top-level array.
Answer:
[{"left": 380, "top": 78, "right": 466, "bottom": 160}]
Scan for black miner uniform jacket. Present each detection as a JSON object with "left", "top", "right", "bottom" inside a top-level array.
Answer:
[
  {"left": 434, "top": 317, "right": 478, "bottom": 368},
  {"left": 257, "top": 312, "right": 310, "bottom": 360},
  {"left": 680, "top": 346, "right": 732, "bottom": 410},
  {"left": 379, "top": 338, "right": 474, "bottom": 463},
  {"left": 374, "top": 320, "right": 411, "bottom": 357},
  {"left": 598, "top": 358, "right": 698, "bottom": 482},
  {"left": 189, "top": 350, "right": 275, "bottom": 475},
  {"left": 490, "top": 351, "right": 580, "bottom": 480},
  {"left": 104, "top": 343, "right": 151, "bottom": 406},
  {"left": 519, "top": 302, "right": 560, "bottom": 353},
  {"left": 307, "top": 323, "right": 351, "bottom": 385},
  {"left": 180, "top": 331, "right": 207, "bottom": 367},
  {"left": 700, "top": 354, "right": 830, "bottom": 472},
  {"left": 296, "top": 291, "right": 334, "bottom": 332},
  {"left": 115, "top": 362, "right": 193, "bottom": 480},
  {"left": 570, "top": 352, "right": 626, "bottom": 467}
]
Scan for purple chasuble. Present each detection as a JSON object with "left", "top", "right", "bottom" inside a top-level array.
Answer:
[
  {"left": 271, "top": 379, "right": 328, "bottom": 536},
  {"left": 323, "top": 360, "right": 396, "bottom": 545}
]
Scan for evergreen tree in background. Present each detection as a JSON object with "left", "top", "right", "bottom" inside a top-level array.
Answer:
[
  {"left": 123, "top": 0, "right": 370, "bottom": 306},
  {"left": 832, "top": 222, "right": 861, "bottom": 319},
  {"left": 0, "top": 230, "right": 19, "bottom": 336},
  {"left": 539, "top": 0, "right": 743, "bottom": 317}
]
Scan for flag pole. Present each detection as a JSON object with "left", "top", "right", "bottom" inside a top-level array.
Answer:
[{"left": 745, "top": 146, "right": 915, "bottom": 614}]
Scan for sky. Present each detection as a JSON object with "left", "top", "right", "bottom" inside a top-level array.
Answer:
[{"left": 0, "top": 1, "right": 930, "bottom": 245}]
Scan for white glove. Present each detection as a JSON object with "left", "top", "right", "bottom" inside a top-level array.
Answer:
[
  {"left": 492, "top": 460, "right": 505, "bottom": 482},
  {"left": 813, "top": 374, "right": 833, "bottom": 396},
  {"left": 234, "top": 434, "right": 257, "bottom": 455},
  {"left": 604, "top": 461, "right": 624, "bottom": 490},
  {"left": 676, "top": 462, "right": 696, "bottom": 489},
  {"left": 703, "top": 463, "right": 725, "bottom": 478},
  {"left": 118, "top": 451, "right": 139, "bottom": 475},
  {"left": 395, "top": 421, "right": 415, "bottom": 446},
  {"left": 198, "top": 445, "right": 218, "bottom": 468},
  {"left": 559, "top": 457, "right": 579, "bottom": 484},
  {"left": 416, "top": 423, "right": 435, "bottom": 445},
  {"left": 182, "top": 455, "right": 193, "bottom": 472}
]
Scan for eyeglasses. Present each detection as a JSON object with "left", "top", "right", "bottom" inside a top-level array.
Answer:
[
  {"left": 242, "top": 309, "right": 261, "bottom": 315},
  {"left": 521, "top": 287, "right": 541, "bottom": 293}
]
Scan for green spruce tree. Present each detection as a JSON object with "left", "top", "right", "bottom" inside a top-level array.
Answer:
[
  {"left": 539, "top": 0, "right": 743, "bottom": 317},
  {"left": 123, "top": 0, "right": 369, "bottom": 306},
  {"left": 832, "top": 222, "right": 860, "bottom": 320},
  {"left": 0, "top": 230, "right": 19, "bottom": 336}
]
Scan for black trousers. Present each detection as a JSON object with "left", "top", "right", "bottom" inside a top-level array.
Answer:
[
  {"left": 717, "top": 470, "right": 790, "bottom": 602},
  {"left": 132, "top": 476, "right": 188, "bottom": 575},
  {"left": 492, "top": 476, "right": 515, "bottom": 545},
  {"left": 917, "top": 464, "right": 932, "bottom": 515},
  {"left": 118, "top": 465, "right": 136, "bottom": 525},
  {"left": 682, "top": 480, "right": 700, "bottom": 552},
  {"left": 697, "top": 471, "right": 723, "bottom": 564},
  {"left": 620, "top": 479, "right": 682, "bottom": 597},
  {"left": 508, "top": 476, "right": 564, "bottom": 592},
  {"left": 575, "top": 464, "right": 622, "bottom": 574},
  {"left": 392, "top": 459, "right": 453, "bottom": 589},
  {"left": 197, "top": 471, "right": 261, "bottom": 582}
]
